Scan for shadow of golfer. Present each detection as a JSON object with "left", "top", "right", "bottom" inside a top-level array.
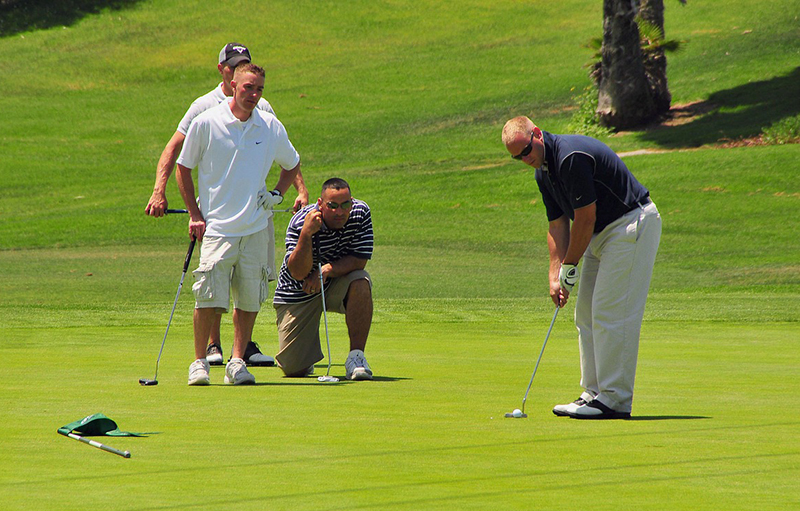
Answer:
[{"left": 625, "top": 415, "right": 712, "bottom": 421}]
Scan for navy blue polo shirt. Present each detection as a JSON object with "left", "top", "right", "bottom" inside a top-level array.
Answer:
[{"left": 535, "top": 131, "right": 650, "bottom": 233}]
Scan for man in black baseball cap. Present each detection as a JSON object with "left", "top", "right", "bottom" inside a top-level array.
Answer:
[{"left": 218, "top": 42, "right": 252, "bottom": 67}]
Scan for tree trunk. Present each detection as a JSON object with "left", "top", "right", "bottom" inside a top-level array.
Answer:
[
  {"left": 597, "top": 0, "right": 656, "bottom": 129},
  {"left": 639, "top": 0, "right": 672, "bottom": 115}
]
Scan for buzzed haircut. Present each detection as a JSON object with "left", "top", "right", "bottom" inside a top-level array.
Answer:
[
  {"left": 501, "top": 116, "right": 533, "bottom": 146},
  {"left": 233, "top": 62, "right": 265, "bottom": 80},
  {"left": 321, "top": 177, "right": 350, "bottom": 194}
]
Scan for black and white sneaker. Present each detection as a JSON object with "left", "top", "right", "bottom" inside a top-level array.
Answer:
[
  {"left": 552, "top": 398, "right": 588, "bottom": 417},
  {"left": 243, "top": 341, "right": 275, "bottom": 367},
  {"left": 206, "top": 343, "right": 224, "bottom": 366},
  {"left": 568, "top": 400, "right": 631, "bottom": 420}
]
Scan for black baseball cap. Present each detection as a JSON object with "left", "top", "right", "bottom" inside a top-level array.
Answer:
[{"left": 218, "top": 43, "right": 251, "bottom": 67}]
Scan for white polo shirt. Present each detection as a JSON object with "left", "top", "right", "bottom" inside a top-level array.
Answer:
[
  {"left": 177, "top": 101, "right": 300, "bottom": 238},
  {"left": 176, "top": 83, "right": 275, "bottom": 135}
]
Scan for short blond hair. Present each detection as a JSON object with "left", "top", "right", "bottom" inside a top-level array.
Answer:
[
  {"left": 233, "top": 62, "right": 265, "bottom": 80},
  {"left": 501, "top": 116, "right": 535, "bottom": 146}
]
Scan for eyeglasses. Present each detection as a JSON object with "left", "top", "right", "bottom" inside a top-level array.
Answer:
[
  {"left": 325, "top": 200, "right": 353, "bottom": 210},
  {"left": 512, "top": 132, "right": 535, "bottom": 160}
]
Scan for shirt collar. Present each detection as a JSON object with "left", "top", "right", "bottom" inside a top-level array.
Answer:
[
  {"left": 220, "top": 99, "right": 264, "bottom": 128},
  {"left": 213, "top": 83, "right": 227, "bottom": 101},
  {"left": 540, "top": 131, "right": 551, "bottom": 172}
]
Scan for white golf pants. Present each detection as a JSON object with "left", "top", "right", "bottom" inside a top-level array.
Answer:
[{"left": 575, "top": 201, "right": 661, "bottom": 413}]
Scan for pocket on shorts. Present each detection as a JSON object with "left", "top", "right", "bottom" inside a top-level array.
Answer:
[
  {"left": 258, "top": 265, "right": 270, "bottom": 305},
  {"left": 192, "top": 262, "right": 216, "bottom": 300}
]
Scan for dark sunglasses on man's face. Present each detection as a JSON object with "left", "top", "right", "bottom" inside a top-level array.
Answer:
[
  {"left": 512, "top": 132, "right": 535, "bottom": 160},
  {"left": 325, "top": 200, "right": 353, "bottom": 210}
]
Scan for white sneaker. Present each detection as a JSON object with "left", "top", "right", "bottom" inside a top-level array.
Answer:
[
  {"left": 224, "top": 357, "right": 255, "bottom": 385},
  {"left": 188, "top": 359, "right": 210, "bottom": 386},
  {"left": 345, "top": 349, "right": 373, "bottom": 381}
]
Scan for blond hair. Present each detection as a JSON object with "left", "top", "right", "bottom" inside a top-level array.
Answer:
[
  {"left": 501, "top": 116, "right": 535, "bottom": 146},
  {"left": 233, "top": 62, "right": 265, "bottom": 80}
]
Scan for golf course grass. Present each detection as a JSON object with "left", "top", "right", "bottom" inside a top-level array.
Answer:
[{"left": 1, "top": 1, "right": 798, "bottom": 509}]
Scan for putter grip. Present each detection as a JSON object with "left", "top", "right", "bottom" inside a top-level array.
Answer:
[{"left": 183, "top": 238, "right": 196, "bottom": 272}]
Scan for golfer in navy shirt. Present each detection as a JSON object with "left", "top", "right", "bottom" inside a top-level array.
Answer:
[{"left": 502, "top": 116, "right": 662, "bottom": 419}]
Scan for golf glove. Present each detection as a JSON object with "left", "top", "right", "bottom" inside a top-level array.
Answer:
[
  {"left": 256, "top": 187, "right": 284, "bottom": 210},
  {"left": 559, "top": 263, "right": 579, "bottom": 292}
]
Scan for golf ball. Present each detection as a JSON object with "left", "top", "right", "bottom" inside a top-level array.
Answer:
[{"left": 512, "top": 409, "right": 523, "bottom": 418}]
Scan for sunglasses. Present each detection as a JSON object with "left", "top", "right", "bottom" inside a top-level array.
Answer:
[
  {"left": 325, "top": 200, "right": 353, "bottom": 210},
  {"left": 512, "top": 132, "right": 535, "bottom": 160}
]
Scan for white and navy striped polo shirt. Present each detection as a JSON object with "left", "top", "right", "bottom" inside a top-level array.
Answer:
[{"left": 273, "top": 200, "right": 373, "bottom": 305}]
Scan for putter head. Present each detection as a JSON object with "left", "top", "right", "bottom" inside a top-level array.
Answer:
[
  {"left": 504, "top": 411, "right": 528, "bottom": 418},
  {"left": 317, "top": 375, "right": 339, "bottom": 383},
  {"left": 138, "top": 378, "right": 158, "bottom": 386}
]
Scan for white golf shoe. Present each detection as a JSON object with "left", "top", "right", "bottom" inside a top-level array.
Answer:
[
  {"left": 552, "top": 398, "right": 588, "bottom": 417},
  {"left": 225, "top": 357, "right": 256, "bottom": 385},
  {"left": 568, "top": 400, "right": 631, "bottom": 420},
  {"left": 345, "top": 349, "right": 373, "bottom": 381},
  {"left": 188, "top": 359, "right": 210, "bottom": 386}
]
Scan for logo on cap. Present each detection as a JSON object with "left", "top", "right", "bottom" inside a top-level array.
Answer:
[{"left": 220, "top": 43, "right": 251, "bottom": 65}]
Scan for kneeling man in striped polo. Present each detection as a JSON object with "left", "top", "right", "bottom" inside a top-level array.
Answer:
[{"left": 273, "top": 178, "right": 375, "bottom": 380}]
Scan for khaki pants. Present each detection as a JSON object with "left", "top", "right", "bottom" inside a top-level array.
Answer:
[
  {"left": 274, "top": 270, "right": 371, "bottom": 375},
  {"left": 575, "top": 201, "right": 661, "bottom": 413}
]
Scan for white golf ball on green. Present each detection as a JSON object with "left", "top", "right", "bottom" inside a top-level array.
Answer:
[{"left": 512, "top": 408, "right": 523, "bottom": 418}]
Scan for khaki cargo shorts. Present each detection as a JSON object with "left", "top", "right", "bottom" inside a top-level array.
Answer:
[{"left": 192, "top": 225, "right": 276, "bottom": 313}]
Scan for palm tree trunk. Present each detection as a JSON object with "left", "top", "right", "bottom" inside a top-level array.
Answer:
[
  {"left": 639, "top": 0, "right": 672, "bottom": 115},
  {"left": 597, "top": 0, "right": 656, "bottom": 129}
]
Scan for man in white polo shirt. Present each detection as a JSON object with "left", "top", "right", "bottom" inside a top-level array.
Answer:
[
  {"left": 176, "top": 63, "right": 301, "bottom": 385},
  {"left": 146, "top": 42, "right": 309, "bottom": 367}
]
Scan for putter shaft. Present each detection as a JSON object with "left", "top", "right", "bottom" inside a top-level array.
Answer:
[
  {"left": 319, "top": 262, "right": 333, "bottom": 377},
  {"left": 314, "top": 234, "right": 339, "bottom": 383},
  {"left": 141, "top": 238, "right": 195, "bottom": 386},
  {"left": 520, "top": 306, "right": 560, "bottom": 414}
]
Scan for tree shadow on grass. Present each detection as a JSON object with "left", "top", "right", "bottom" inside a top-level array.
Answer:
[
  {"left": 0, "top": 0, "right": 144, "bottom": 38},
  {"left": 640, "top": 66, "right": 800, "bottom": 148}
]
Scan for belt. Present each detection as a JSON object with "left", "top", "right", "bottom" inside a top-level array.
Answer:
[{"left": 628, "top": 197, "right": 651, "bottom": 213}]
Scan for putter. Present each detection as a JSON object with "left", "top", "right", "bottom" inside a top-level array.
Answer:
[
  {"left": 58, "top": 430, "right": 131, "bottom": 458},
  {"left": 505, "top": 305, "right": 560, "bottom": 418},
  {"left": 311, "top": 231, "right": 339, "bottom": 383},
  {"left": 317, "top": 261, "right": 339, "bottom": 383},
  {"left": 139, "top": 237, "right": 196, "bottom": 386}
]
